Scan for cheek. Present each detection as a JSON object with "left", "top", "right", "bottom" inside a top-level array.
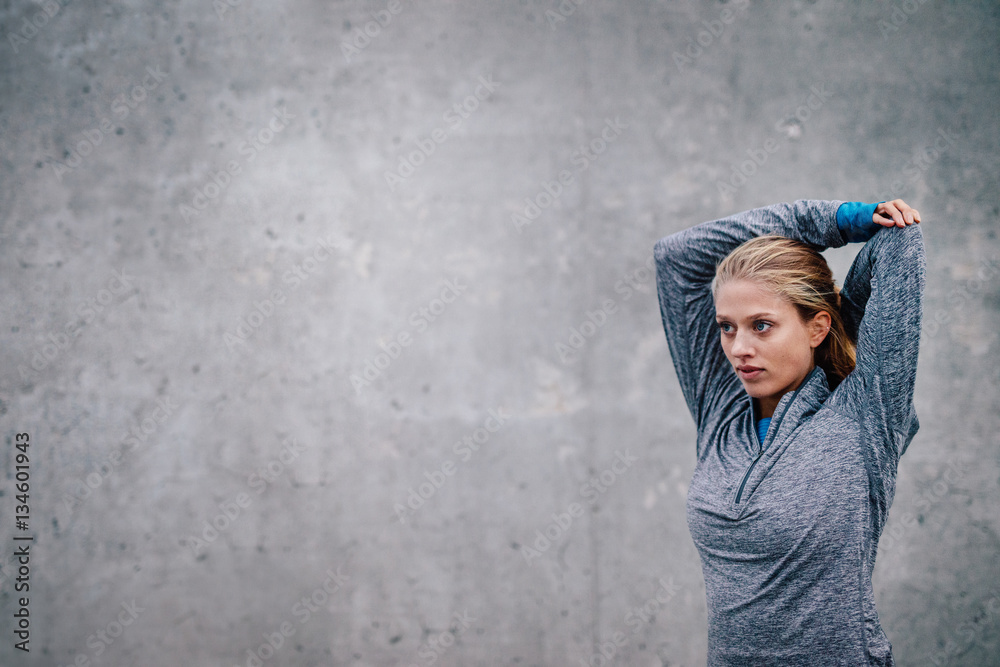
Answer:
[
  {"left": 762, "top": 335, "right": 793, "bottom": 365},
  {"left": 719, "top": 335, "right": 733, "bottom": 356},
  {"left": 770, "top": 331, "right": 808, "bottom": 366}
]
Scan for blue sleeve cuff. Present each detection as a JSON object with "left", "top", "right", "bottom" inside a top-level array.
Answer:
[{"left": 836, "top": 201, "right": 884, "bottom": 243}]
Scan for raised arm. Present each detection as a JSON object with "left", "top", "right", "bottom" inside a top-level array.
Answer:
[
  {"left": 833, "top": 206, "right": 926, "bottom": 453},
  {"left": 829, "top": 201, "right": 925, "bottom": 532},
  {"left": 653, "top": 199, "right": 848, "bottom": 433}
]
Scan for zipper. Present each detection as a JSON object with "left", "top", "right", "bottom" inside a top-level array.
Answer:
[
  {"left": 735, "top": 449, "right": 763, "bottom": 504},
  {"left": 734, "top": 366, "right": 818, "bottom": 505}
]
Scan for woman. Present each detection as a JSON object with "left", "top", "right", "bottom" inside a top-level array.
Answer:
[{"left": 653, "top": 198, "right": 924, "bottom": 665}]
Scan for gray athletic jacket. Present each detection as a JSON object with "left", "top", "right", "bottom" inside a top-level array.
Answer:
[{"left": 653, "top": 200, "right": 925, "bottom": 665}]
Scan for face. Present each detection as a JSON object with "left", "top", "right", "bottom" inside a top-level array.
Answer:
[{"left": 714, "top": 279, "right": 830, "bottom": 418}]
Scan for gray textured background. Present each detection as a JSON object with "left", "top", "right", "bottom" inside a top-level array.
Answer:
[{"left": 1, "top": 1, "right": 999, "bottom": 665}]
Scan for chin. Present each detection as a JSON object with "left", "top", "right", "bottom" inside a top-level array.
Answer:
[{"left": 740, "top": 380, "right": 770, "bottom": 398}]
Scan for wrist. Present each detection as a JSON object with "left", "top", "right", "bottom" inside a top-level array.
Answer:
[{"left": 837, "top": 201, "right": 883, "bottom": 243}]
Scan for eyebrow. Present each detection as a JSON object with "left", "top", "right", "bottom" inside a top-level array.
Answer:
[{"left": 715, "top": 312, "right": 776, "bottom": 321}]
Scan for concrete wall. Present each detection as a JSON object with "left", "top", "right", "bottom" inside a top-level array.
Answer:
[{"left": 1, "top": 1, "right": 998, "bottom": 665}]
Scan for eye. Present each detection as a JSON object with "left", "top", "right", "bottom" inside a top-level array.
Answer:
[
  {"left": 717, "top": 321, "right": 733, "bottom": 334},
  {"left": 754, "top": 320, "right": 772, "bottom": 332}
]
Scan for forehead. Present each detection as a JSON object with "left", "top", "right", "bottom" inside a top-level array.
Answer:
[{"left": 714, "top": 280, "right": 792, "bottom": 318}]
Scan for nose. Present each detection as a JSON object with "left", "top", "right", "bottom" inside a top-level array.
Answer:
[{"left": 731, "top": 329, "right": 754, "bottom": 358}]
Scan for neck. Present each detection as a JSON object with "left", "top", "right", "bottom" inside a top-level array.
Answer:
[
  {"left": 754, "top": 396, "right": 776, "bottom": 420},
  {"left": 755, "top": 364, "right": 817, "bottom": 420}
]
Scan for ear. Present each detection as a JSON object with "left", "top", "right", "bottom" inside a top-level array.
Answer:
[{"left": 807, "top": 311, "right": 832, "bottom": 349}]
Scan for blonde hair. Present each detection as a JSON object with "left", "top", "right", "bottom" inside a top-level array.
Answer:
[{"left": 711, "top": 235, "right": 856, "bottom": 391}]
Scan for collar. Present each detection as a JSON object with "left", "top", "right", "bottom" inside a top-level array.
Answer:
[{"left": 748, "top": 365, "right": 830, "bottom": 444}]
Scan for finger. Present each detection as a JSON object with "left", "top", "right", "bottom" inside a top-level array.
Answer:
[
  {"left": 894, "top": 200, "right": 917, "bottom": 225},
  {"left": 881, "top": 200, "right": 903, "bottom": 226},
  {"left": 876, "top": 202, "right": 903, "bottom": 227},
  {"left": 875, "top": 199, "right": 903, "bottom": 227},
  {"left": 873, "top": 210, "right": 893, "bottom": 227},
  {"left": 889, "top": 202, "right": 906, "bottom": 226},
  {"left": 900, "top": 203, "right": 921, "bottom": 224}
]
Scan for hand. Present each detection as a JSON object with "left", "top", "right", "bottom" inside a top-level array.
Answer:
[{"left": 873, "top": 199, "right": 921, "bottom": 228}]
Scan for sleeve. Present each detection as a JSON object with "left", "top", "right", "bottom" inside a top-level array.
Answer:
[
  {"left": 832, "top": 222, "right": 925, "bottom": 525},
  {"left": 835, "top": 222, "right": 925, "bottom": 443},
  {"left": 836, "top": 201, "right": 885, "bottom": 243},
  {"left": 653, "top": 199, "right": 847, "bottom": 433}
]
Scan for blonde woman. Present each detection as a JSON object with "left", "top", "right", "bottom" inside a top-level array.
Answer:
[{"left": 654, "top": 198, "right": 924, "bottom": 665}]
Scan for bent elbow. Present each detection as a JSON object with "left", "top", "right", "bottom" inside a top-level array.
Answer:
[
  {"left": 871, "top": 222, "right": 926, "bottom": 281},
  {"left": 872, "top": 219, "right": 924, "bottom": 253},
  {"left": 654, "top": 233, "right": 683, "bottom": 271}
]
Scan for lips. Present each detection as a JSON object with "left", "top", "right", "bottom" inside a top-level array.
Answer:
[{"left": 737, "top": 365, "right": 764, "bottom": 379}]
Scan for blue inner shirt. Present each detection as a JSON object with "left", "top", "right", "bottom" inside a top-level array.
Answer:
[{"left": 757, "top": 417, "right": 771, "bottom": 446}]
